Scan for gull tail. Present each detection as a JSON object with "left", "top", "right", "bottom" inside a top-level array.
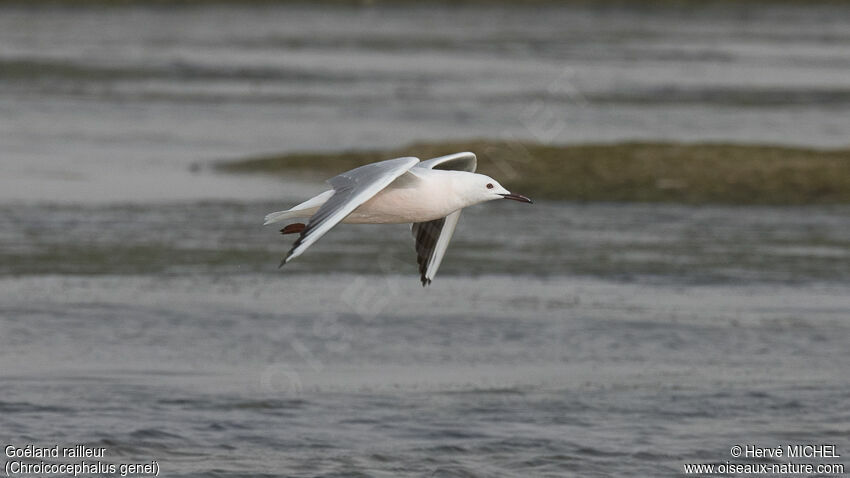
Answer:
[
  {"left": 264, "top": 209, "right": 300, "bottom": 225},
  {"left": 263, "top": 189, "right": 334, "bottom": 225}
]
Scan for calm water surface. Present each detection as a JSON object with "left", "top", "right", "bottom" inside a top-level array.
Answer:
[
  {"left": 2, "top": 200, "right": 849, "bottom": 476},
  {"left": 1, "top": 2, "right": 849, "bottom": 477}
]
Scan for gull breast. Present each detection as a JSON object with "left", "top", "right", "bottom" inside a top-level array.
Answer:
[{"left": 345, "top": 174, "right": 456, "bottom": 224}]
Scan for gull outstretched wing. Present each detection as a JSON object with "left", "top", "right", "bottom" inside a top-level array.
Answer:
[
  {"left": 410, "top": 152, "right": 476, "bottom": 286},
  {"left": 416, "top": 151, "right": 477, "bottom": 173},
  {"left": 281, "top": 156, "right": 420, "bottom": 266},
  {"left": 412, "top": 210, "right": 461, "bottom": 286}
]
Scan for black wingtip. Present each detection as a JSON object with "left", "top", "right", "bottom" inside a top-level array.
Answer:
[
  {"left": 278, "top": 257, "right": 286, "bottom": 269},
  {"left": 421, "top": 278, "right": 431, "bottom": 287}
]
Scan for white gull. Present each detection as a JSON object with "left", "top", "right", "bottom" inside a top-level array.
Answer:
[{"left": 263, "top": 152, "right": 532, "bottom": 286}]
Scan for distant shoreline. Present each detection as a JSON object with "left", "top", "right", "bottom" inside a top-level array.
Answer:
[{"left": 218, "top": 140, "right": 850, "bottom": 205}]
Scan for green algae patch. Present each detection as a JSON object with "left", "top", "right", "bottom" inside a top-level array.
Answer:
[{"left": 218, "top": 141, "right": 850, "bottom": 205}]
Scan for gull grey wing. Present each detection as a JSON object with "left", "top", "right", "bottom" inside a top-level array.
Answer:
[
  {"left": 411, "top": 209, "right": 461, "bottom": 286},
  {"left": 281, "top": 156, "right": 420, "bottom": 266},
  {"left": 415, "top": 151, "right": 476, "bottom": 173},
  {"left": 408, "top": 151, "right": 475, "bottom": 285}
]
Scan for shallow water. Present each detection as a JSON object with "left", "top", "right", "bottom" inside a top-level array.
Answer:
[
  {"left": 2, "top": 274, "right": 850, "bottom": 476},
  {"left": 2, "top": 2, "right": 850, "bottom": 477},
  {"left": 2, "top": 200, "right": 850, "bottom": 476}
]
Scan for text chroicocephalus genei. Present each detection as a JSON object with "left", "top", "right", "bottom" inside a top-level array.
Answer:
[{"left": 263, "top": 152, "right": 532, "bottom": 285}]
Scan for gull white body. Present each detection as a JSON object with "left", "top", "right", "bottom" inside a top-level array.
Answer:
[
  {"left": 271, "top": 169, "right": 470, "bottom": 225},
  {"left": 264, "top": 153, "right": 532, "bottom": 285}
]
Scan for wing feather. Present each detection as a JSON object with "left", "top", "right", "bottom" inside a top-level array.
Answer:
[
  {"left": 410, "top": 152, "right": 476, "bottom": 285},
  {"left": 415, "top": 151, "right": 476, "bottom": 173},
  {"left": 411, "top": 210, "right": 461, "bottom": 286},
  {"left": 281, "top": 156, "right": 419, "bottom": 266}
]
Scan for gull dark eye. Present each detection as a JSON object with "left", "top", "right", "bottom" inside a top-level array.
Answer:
[{"left": 486, "top": 183, "right": 494, "bottom": 189}]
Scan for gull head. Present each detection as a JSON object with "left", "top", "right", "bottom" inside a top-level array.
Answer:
[{"left": 461, "top": 173, "right": 533, "bottom": 206}]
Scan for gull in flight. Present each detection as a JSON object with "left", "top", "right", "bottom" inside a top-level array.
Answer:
[{"left": 263, "top": 152, "right": 532, "bottom": 286}]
